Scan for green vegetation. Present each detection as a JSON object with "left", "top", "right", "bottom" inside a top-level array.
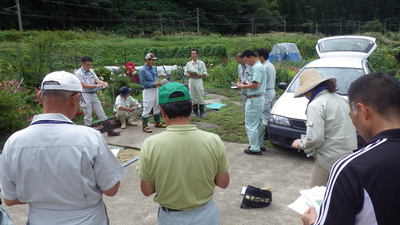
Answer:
[
  {"left": 0, "top": 30, "right": 399, "bottom": 147},
  {"left": 192, "top": 101, "right": 248, "bottom": 143}
]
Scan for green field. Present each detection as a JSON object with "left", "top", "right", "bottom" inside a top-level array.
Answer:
[{"left": 0, "top": 30, "right": 399, "bottom": 146}]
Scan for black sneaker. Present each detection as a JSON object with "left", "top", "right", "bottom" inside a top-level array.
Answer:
[
  {"left": 247, "top": 146, "right": 266, "bottom": 152},
  {"left": 244, "top": 149, "right": 262, "bottom": 155}
]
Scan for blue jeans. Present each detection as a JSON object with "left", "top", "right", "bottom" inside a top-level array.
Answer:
[{"left": 157, "top": 200, "right": 220, "bottom": 225}]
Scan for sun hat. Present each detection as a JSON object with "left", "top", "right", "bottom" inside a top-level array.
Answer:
[
  {"left": 41, "top": 71, "right": 82, "bottom": 92},
  {"left": 145, "top": 53, "right": 158, "bottom": 60},
  {"left": 294, "top": 69, "right": 336, "bottom": 98},
  {"left": 158, "top": 82, "right": 191, "bottom": 104},
  {"left": 119, "top": 86, "right": 131, "bottom": 96}
]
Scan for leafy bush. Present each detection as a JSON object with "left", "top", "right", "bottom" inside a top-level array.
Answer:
[
  {"left": 107, "top": 75, "right": 143, "bottom": 102},
  {"left": 143, "top": 46, "right": 228, "bottom": 59},
  {"left": 0, "top": 81, "right": 40, "bottom": 147},
  {"left": 205, "top": 61, "right": 238, "bottom": 88}
]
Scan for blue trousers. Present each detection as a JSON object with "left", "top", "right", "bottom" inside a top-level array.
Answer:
[
  {"left": 245, "top": 96, "right": 265, "bottom": 151},
  {"left": 157, "top": 200, "right": 220, "bottom": 225}
]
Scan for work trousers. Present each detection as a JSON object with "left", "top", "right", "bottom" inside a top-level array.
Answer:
[
  {"left": 245, "top": 96, "right": 265, "bottom": 151},
  {"left": 262, "top": 89, "right": 275, "bottom": 125},
  {"left": 142, "top": 88, "right": 160, "bottom": 118},
  {"left": 81, "top": 92, "right": 107, "bottom": 126}
]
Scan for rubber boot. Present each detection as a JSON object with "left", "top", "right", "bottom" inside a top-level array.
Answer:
[
  {"left": 199, "top": 104, "right": 205, "bottom": 118},
  {"left": 102, "top": 121, "right": 120, "bottom": 136},
  {"left": 142, "top": 117, "right": 152, "bottom": 133},
  {"left": 192, "top": 104, "right": 199, "bottom": 117}
]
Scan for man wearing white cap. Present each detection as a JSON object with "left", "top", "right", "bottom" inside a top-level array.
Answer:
[
  {"left": 0, "top": 71, "right": 126, "bottom": 225},
  {"left": 139, "top": 53, "right": 167, "bottom": 133}
]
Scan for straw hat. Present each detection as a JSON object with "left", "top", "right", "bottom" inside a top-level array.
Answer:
[{"left": 294, "top": 69, "right": 336, "bottom": 98}]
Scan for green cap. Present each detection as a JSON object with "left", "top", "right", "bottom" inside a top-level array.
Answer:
[{"left": 158, "top": 82, "right": 191, "bottom": 104}]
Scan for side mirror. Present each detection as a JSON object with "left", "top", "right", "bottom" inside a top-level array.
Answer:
[{"left": 278, "top": 82, "right": 288, "bottom": 90}]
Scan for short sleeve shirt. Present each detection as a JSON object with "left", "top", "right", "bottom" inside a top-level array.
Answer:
[
  {"left": 263, "top": 60, "right": 276, "bottom": 90},
  {"left": 75, "top": 67, "right": 99, "bottom": 92},
  {"left": 238, "top": 64, "right": 250, "bottom": 82},
  {"left": 137, "top": 124, "right": 228, "bottom": 210},
  {"left": 184, "top": 60, "right": 208, "bottom": 76},
  {"left": 0, "top": 113, "right": 127, "bottom": 225},
  {"left": 245, "top": 61, "right": 266, "bottom": 96},
  {"left": 113, "top": 95, "right": 139, "bottom": 112}
]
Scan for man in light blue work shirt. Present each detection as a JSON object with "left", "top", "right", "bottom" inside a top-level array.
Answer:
[
  {"left": 237, "top": 50, "right": 266, "bottom": 155},
  {"left": 0, "top": 71, "right": 126, "bottom": 225},
  {"left": 258, "top": 48, "right": 276, "bottom": 138}
]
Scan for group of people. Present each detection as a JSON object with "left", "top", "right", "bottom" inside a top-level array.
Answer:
[
  {"left": 73, "top": 49, "right": 209, "bottom": 135},
  {"left": 1, "top": 46, "right": 400, "bottom": 225},
  {"left": 235, "top": 49, "right": 276, "bottom": 155}
]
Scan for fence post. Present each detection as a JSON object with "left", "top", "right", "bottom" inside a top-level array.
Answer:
[{"left": 16, "top": 0, "right": 23, "bottom": 31}]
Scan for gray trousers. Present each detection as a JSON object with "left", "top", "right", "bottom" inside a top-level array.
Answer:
[
  {"left": 157, "top": 200, "right": 220, "bottom": 225},
  {"left": 81, "top": 92, "right": 107, "bottom": 126}
]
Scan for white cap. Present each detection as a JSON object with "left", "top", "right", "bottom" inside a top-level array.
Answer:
[
  {"left": 145, "top": 53, "right": 158, "bottom": 60},
  {"left": 41, "top": 71, "right": 83, "bottom": 92}
]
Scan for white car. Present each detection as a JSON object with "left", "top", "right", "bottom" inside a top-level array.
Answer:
[{"left": 267, "top": 35, "right": 377, "bottom": 149}]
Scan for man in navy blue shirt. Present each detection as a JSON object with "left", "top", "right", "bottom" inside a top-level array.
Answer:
[
  {"left": 139, "top": 53, "right": 166, "bottom": 133},
  {"left": 301, "top": 73, "right": 400, "bottom": 225}
]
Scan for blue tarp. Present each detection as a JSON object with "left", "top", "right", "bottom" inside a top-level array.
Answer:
[
  {"left": 206, "top": 102, "right": 226, "bottom": 110},
  {"left": 269, "top": 43, "right": 302, "bottom": 63}
]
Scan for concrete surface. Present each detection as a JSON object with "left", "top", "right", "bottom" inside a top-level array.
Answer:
[{"left": 3, "top": 122, "right": 313, "bottom": 225}]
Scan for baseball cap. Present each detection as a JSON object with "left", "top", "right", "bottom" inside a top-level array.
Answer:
[
  {"left": 158, "top": 82, "right": 191, "bottom": 104},
  {"left": 41, "top": 71, "right": 83, "bottom": 92},
  {"left": 145, "top": 53, "right": 158, "bottom": 60},
  {"left": 120, "top": 86, "right": 131, "bottom": 95}
]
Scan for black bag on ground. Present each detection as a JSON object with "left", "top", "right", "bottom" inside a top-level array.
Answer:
[{"left": 240, "top": 185, "right": 272, "bottom": 209}]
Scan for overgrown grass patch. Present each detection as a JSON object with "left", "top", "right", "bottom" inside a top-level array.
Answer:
[{"left": 192, "top": 101, "right": 247, "bottom": 143}]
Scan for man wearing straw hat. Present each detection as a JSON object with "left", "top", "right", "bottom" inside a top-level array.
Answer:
[
  {"left": 301, "top": 73, "right": 400, "bottom": 225},
  {"left": 291, "top": 69, "right": 357, "bottom": 187}
]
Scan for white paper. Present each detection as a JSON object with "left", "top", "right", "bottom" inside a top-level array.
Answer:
[
  {"left": 288, "top": 195, "right": 311, "bottom": 214},
  {"left": 300, "top": 186, "right": 326, "bottom": 214},
  {"left": 288, "top": 186, "right": 326, "bottom": 215},
  {"left": 240, "top": 186, "right": 247, "bottom": 195}
]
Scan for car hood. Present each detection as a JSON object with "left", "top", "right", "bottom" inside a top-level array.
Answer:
[{"left": 271, "top": 92, "right": 308, "bottom": 120}]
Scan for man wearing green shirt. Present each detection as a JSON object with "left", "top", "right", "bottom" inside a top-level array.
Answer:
[
  {"left": 138, "top": 82, "right": 229, "bottom": 225},
  {"left": 238, "top": 50, "right": 267, "bottom": 155}
]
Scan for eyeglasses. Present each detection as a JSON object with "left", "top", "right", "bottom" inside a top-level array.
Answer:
[{"left": 83, "top": 63, "right": 92, "bottom": 67}]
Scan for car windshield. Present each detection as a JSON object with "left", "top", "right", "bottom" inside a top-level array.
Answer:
[
  {"left": 318, "top": 38, "right": 374, "bottom": 53},
  {"left": 287, "top": 67, "right": 365, "bottom": 95}
]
